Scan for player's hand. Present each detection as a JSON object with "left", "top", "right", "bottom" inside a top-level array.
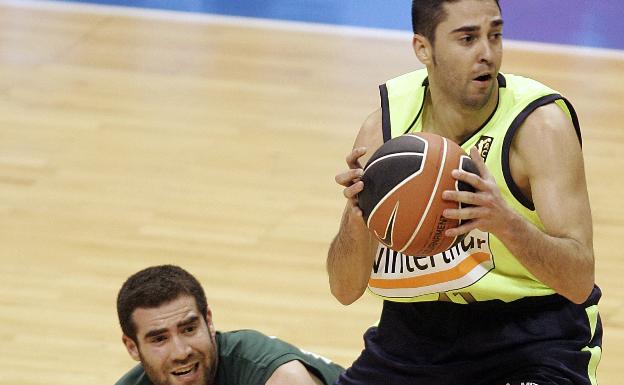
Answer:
[
  {"left": 442, "top": 147, "right": 518, "bottom": 237},
  {"left": 335, "top": 147, "right": 367, "bottom": 216}
]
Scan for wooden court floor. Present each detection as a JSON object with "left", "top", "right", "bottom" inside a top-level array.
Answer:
[{"left": 0, "top": 2, "right": 623, "bottom": 384}]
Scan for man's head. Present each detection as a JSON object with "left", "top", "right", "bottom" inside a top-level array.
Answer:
[
  {"left": 412, "top": 0, "right": 501, "bottom": 44},
  {"left": 117, "top": 265, "right": 218, "bottom": 385},
  {"left": 412, "top": 0, "right": 503, "bottom": 110}
]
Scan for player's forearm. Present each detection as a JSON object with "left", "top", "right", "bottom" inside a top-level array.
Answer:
[
  {"left": 326, "top": 207, "right": 375, "bottom": 305},
  {"left": 497, "top": 213, "right": 595, "bottom": 304}
]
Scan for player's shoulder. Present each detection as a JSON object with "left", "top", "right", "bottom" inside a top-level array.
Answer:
[
  {"left": 219, "top": 329, "right": 267, "bottom": 346},
  {"left": 385, "top": 67, "right": 428, "bottom": 89},
  {"left": 502, "top": 72, "right": 561, "bottom": 104},
  {"left": 502, "top": 72, "right": 574, "bottom": 138},
  {"left": 361, "top": 108, "right": 382, "bottom": 133},
  {"left": 521, "top": 102, "right": 575, "bottom": 137},
  {"left": 512, "top": 100, "right": 581, "bottom": 178},
  {"left": 355, "top": 108, "right": 384, "bottom": 161},
  {"left": 502, "top": 72, "right": 550, "bottom": 90},
  {"left": 219, "top": 329, "right": 284, "bottom": 356}
]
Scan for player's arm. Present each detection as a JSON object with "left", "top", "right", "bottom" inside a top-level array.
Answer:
[
  {"left": 444, "top": 103, "right": 594, "bottom": 304},
  {"left": 506, "top": 103, "right": 594, "bottom": 303},
  {"left": 327, "top": 108, "right": 384, "bottom": 305},
  {"left": 265, "top": 361, "right": 323, "bottom": 385}
]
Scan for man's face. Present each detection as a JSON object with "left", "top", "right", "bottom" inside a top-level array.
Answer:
[
  {"left": 428, "top": 0, "right": 503, "bottom": 110},
  {"left": 122, "top": 295, "right": 218, "bottom": 385}
]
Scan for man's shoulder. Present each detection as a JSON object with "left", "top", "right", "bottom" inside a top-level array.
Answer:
[
  {"left": 216, "top": 330, "right": 295, "bottom": 385},
  {"left": 385, "top": 68, "right": 428, "bottom": 89},
  {"left": 115, "top": 364, "right": 152, "bottom": 385},
  {"left": 502, "top": 72, "right": 558, "bottom": 98},
  {"left": 219, "top": 329, "right": 269, "bottom": 344},
  {"left": 218, "top": 329, "right": 280, "bottom": 357}
]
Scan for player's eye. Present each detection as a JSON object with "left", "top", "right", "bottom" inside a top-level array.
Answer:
[
  {"left": 150, "top": 335, "right": 167, "bottom": 344},
  {"left": 461, "top": 35, "right": 476, "bottom": 44}
]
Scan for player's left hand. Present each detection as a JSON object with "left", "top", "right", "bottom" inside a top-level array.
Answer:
[{"left": 442, "top": 146, "right": 518, "bottom": 238}]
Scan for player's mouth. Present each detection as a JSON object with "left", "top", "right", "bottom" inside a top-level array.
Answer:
[
  {"left": 171, "top": 362, "right": 200, "bottom": 382},
  {"left": 473, "top": 73, "right": 493, "bottom": 86}
]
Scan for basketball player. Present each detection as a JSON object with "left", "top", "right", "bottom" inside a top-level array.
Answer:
[
  {"left": 115, "top": 265, "right": 343, "bottom": 385},
  {"left": 327, "top": 0, "right": 602, "bottom": 384}
]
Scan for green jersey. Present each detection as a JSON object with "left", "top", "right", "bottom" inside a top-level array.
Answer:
[
  {"left": 369, "top": 69, "right": 581, "bottom": 303},
  {"left": 115, "top": 330, "right": 344, "bottom": 385}
]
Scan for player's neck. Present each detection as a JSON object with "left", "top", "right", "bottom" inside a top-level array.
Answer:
[{"left": 422, "top": 85, "right": 498, "bottom": 144}]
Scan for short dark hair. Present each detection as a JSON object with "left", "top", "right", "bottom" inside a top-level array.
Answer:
[
  {"left": 117, "top": 265, "right": 209, "bottom": 342},
  {"left": 412, "top": 0, "right": 501, "bottom": 43}
]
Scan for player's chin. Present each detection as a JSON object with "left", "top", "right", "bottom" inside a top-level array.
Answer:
[{"left": 464, "top": 86, "right": 493, "bottom": 108}]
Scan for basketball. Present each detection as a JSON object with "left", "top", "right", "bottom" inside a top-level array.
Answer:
[{"left": 358, "top": 132, "right": 479, "bottom": 256}]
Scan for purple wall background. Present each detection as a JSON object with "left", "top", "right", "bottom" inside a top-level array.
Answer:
[{"left": 52, "top": 0, "right": 624, "bottom": 50}]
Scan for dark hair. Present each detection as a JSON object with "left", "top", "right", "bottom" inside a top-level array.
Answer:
[
  {"left": 412, "top": 0, "right": 501, "bottom": 43},
  {"left": 117, "top": 265, "right": 209, "bottom": 342}
]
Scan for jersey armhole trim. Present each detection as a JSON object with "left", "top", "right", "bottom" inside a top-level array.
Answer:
[
  {"left": 379, "top": 84, "right": 391, "bottom": 143},
  {"left": 502, "top": 94, "right": 581, "bottom": 210}
]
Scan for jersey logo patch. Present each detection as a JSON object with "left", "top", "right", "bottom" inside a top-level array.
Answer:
[{"left": 475, "top": 135, "right": 494, "bottom": 162}]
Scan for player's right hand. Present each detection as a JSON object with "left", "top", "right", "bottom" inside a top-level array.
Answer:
[{"left": 335, "top": 147, "right": 367, "bottom": 215}]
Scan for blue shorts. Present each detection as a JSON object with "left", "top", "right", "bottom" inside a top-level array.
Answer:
[{"left": 337, "top": 286, "right": 602, "bottom": 385}]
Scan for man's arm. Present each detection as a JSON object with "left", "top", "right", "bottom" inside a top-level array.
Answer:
[
  {"left": 443, "top": 103, "right": 594, "bottom": 304},
  {"left": 327, "top": 108, "right": 384, "bottom": 305},
  {"left": 265, "top": 361, "right": 323, "bottom": 385}
]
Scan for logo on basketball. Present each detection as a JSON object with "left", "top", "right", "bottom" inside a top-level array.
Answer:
[{"left": 378, "top": 202, "right": 400, "bottom": 247}]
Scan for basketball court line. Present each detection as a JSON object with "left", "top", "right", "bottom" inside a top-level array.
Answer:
[{"left": 2, "top": 0, "right": 624, "bottom": 61}]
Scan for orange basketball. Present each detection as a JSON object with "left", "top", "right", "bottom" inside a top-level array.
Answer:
[{"left": 358, "top": 133, "right": 479, "bottom": 256}]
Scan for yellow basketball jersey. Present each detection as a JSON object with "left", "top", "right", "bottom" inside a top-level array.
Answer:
[{"left": 368, "top": 69, "right": 581, "bottom": 303}]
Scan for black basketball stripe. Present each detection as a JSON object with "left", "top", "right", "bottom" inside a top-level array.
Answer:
[
  {"left": 365, "top": 152, "right": 425, "bottom": 172},
  {"left": 457, "top": 155, "right": 479, "bottom": 196},
  {"left": 360, "top": 135, "right": 430, "bottom": 219},
  {"left": 359, "top": 154, "right": 426, "bottom": 220},
  {"left": 364, "top": 134, "right": 427, "bottom": 168}
]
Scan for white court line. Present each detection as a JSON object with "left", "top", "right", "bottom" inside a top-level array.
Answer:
[{"left": 1, "top": 0, "right": 623, "bottom": 60}]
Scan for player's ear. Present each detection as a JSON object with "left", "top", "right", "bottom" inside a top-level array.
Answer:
[
  {"left": 122, "top": 334, "right": 141, "bottom": 361},
  {"left": 413, "top": 34, "right": 433, "bottom": 66},
  {"left": 205, "top": 306, "right": 216, "bottom": 338}
]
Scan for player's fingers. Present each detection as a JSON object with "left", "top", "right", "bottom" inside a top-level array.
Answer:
[
  {"left": 346, "top": 147, "right": 367, "bottom": 169},
  {"left": 444, "top": 219, "right": 481, "bottom": 237},
  {"left": 469, "top": 147, "right": 492, "bottom": 179},
  {"left": 442, "top": 190, "right": 477, "bottom": 205},
  {"left": 335, "top": 168, "right": 364, "bottom": 187},
  {"left": 343, "top": 181, "right": 364, "bottom": 199},
  {"left": 442, "top": 206, "right": 488, "bottom": 221},
  {"left": 443, "top": 190, "right": 495, "bottom": 207},
  {"left": 451, "top": 168, "right": 488, "bottom": 191}
]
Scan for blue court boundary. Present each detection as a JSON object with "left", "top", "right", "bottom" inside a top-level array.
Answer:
[{"left": 43, "top": 0, "right": 624, "bottom": 51}]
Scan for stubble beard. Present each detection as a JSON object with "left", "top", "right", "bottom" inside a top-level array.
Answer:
[
  {"left": 432, "top": 53, "right": 497, "bottom": 111},
  {"left": 140, "top": 351, "right": 217, "bottom": 385},
  {"left": 461, "top": 80, "right": 495, "bottom": 111}
]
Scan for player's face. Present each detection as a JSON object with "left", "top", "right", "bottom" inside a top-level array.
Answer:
[
  {"left": 123, "top": 295, "right": 218, "bottom": 385},
  {"left": 429, "top": 0, "right": 503, "bottom": 109}
]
